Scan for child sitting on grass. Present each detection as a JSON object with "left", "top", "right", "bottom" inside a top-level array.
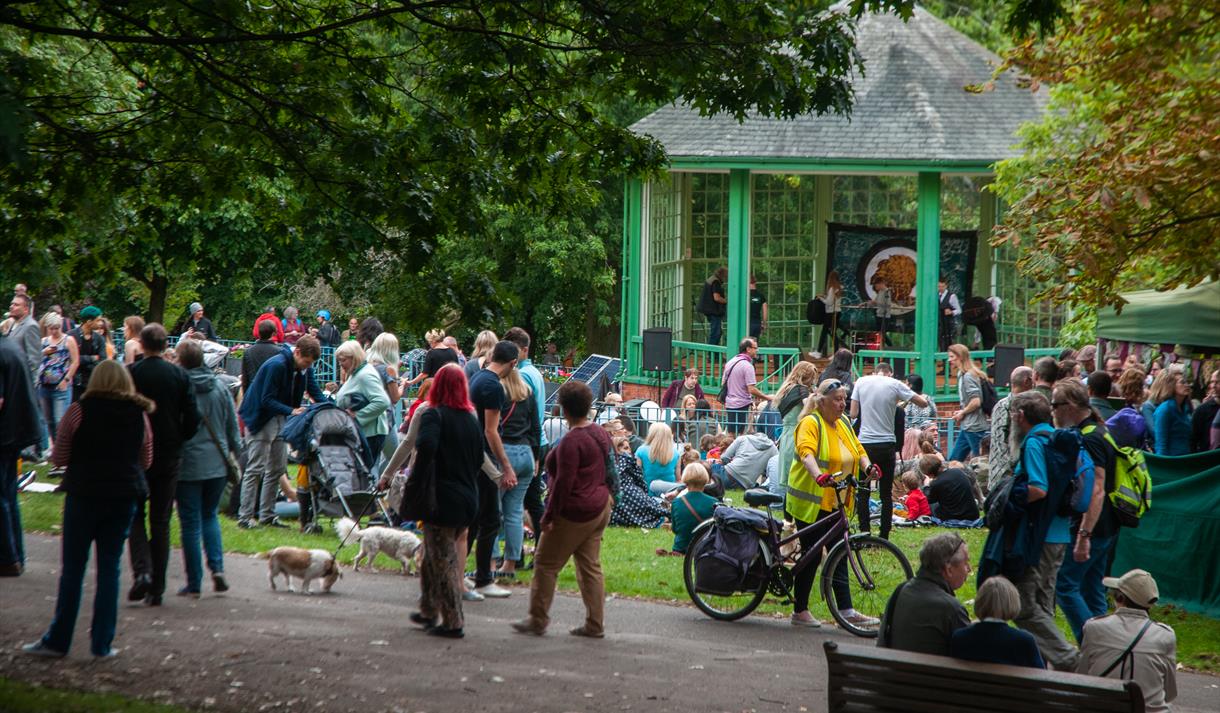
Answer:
[
  {"left": 900, "top": 471, "right": 930, "bottom": 521},
  {"left": 657, "top": 463, "right": 720, "bottom": 556}
]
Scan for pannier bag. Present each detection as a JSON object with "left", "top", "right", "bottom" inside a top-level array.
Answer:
[{"left": 694, "top": 507, "right": 772, "bottom": 596}]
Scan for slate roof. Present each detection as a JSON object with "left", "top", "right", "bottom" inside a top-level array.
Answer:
[{"left": 630, "top": 5, "right": 1048, "bottom": 164}]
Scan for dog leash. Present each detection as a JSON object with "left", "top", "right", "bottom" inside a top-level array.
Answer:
[{"left": 332, "top": 491, "right": 384, "bottom": 559}]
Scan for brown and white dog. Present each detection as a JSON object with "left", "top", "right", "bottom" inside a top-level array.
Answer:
[
  {"left": 335, "top": 517, "right": 423, "bottom": 575},
  {"left": 266, "top": 547, "right": 341, "bottom": 594}
]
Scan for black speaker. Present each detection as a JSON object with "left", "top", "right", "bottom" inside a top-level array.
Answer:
[
  {"left": 993, "top": 344, "right": 1026, "bottom": 389},
  {"left": 641, "top": 328, "right": 673, "bottom": 372}
]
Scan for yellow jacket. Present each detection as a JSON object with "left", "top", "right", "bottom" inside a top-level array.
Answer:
[{"left": 786, "top": 411, "right": 866, "bottom": 523}]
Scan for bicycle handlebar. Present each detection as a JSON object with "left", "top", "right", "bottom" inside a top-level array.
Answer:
[{"left": 816, "top": 471, "right": 857, "bottom": 490}]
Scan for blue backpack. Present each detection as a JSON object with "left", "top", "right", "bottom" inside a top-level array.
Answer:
[{"left": 1031, "top": 429, "right": 1095, "bottom": 516}]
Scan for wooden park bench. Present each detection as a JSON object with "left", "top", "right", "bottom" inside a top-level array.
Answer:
[{"left": 823, "top": 641, "right": 1146, "bottom": 713}]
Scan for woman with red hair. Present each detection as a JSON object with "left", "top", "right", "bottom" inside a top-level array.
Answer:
[{"left": 407, "top": 364, "right": 482, "bottom": 638}]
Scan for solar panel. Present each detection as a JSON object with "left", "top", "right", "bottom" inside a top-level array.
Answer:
[{"left": 545, "top": 354, "right": 620, "bottom": 409}]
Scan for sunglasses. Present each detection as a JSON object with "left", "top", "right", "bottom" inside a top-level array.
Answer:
[
  {"left": 1050, "top": 401, "right": 1068, "bottom": 408},
  {"left": 822, "top": 380, "right": 843, "bottom": 392}
]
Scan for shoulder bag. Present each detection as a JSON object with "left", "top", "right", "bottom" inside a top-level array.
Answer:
[
  {"left": 199, "top": 407, "right": 240, "bottom": 485},
  {"left": 718, "top": 357, "right": 743, "bottom": 405},
  {"left": 1100, "top": 618, "right": 1153, "bottom": 678}
]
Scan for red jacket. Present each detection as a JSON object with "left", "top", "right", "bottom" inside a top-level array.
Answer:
[
  {"left": 904, "top": 489, "right": 930, "bottom": 520},
  {"left": 253, "top": 313, "right": 285, "bottom": 343},
  {"left": 661, "top": 379, "right": 706, "bottom": 408}
]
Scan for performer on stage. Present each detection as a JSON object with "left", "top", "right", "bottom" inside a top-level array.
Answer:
[
  {"left": 869, "top": 277, "right": 893, "bottom": 348},
  {"left": 937, "top": 276, "right": 961, "bottom": 351},
  {"left": 816, "top": 270, "right": 843, "bottom": 356}
]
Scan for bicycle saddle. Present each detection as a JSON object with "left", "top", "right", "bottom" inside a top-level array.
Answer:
[{"left": 743, "top": 488, "right": 784, "bottom": 507}]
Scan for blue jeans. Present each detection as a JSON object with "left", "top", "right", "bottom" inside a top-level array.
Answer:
[
  {"left": 497, "top": 444, "right": 535, "bottom": 562},
  {"left": 42, "top": 494, "right": 137, "bottom": 656},
  {"left": 948, "top": 429, "right": 985, "bottom": 462},
  {"left": 0, "top": 452, "right": 22, "bottom": 567},
  {"left": 1055, "top": 533, "right": 1116, "bottom": 643},
  {"left": 708, "top": 316, "right": 723, "bottom": 345},
  {"left": 175, "top": 477, "right": 226, "bottom": 592},
  {"left": 39, "top": 384, "right": 71, "bottom": 445}
]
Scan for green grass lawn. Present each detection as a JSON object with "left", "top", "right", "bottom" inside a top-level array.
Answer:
[
  {"left": 0, "top": 678, "right": 197, "bottom": 713},
  {"left": 17, "top": 487, "right": 1220, "bottom": 674}
]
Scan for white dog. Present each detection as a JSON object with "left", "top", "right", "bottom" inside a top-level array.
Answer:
[
  {"left": 266, "top": 547, "right": 341, "bottom": 594},
  {"left": 335, "top": 517, "right": 423, "bottom": 575}
]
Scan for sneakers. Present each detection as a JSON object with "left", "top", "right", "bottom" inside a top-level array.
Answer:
[
  {"left": 177, "top": 587, "right": 201, "bottom": 599},
  {"left": 236, "top": 519, "right": 258, "bottom": 530},
  {"left": 461, "top": 590, "right": 485, "bottom": 602},
  {"left": 790, "top": 612, "right": 822, "bottom": 628},
  {"left": 839, "top": 609, "right": 880, "bottom": 627},
  {"left": 92, "top": 649, "right": 119, "bottom": 660},
  {"left": 475, "top": 583, "right": 511, "bottom": 598},
  {"left": 22, "top": 641, "right": 66, "bottom": 658},
  {"left": 259, "top": 517, "right": 290, "bottom": 529}
]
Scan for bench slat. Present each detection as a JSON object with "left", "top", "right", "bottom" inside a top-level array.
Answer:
[
  {"left": 829, "top": 672, "right": 1135, "bottom": 713},
  {"left": 828, "top": 661, "right": 1139, "bottom": 710},
  {"left": 824, "top": 642, "right": 1144, "bottom": 713}
]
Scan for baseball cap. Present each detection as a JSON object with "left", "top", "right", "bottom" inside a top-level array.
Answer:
[{"left": 1102, "top": 569, "right": 1159, "bottom": 608}]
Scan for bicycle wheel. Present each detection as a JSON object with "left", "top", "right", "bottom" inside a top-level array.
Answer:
[
  {"left": 820, "top": 534, "right": 913, "bottom": 637},
  {"left": 683, "top": 526, "right": 770, "bottom": 621}
]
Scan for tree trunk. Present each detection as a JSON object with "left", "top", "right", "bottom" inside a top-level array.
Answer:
[{"left": 147, "top": 274, "right": 168, "bottom": 326}]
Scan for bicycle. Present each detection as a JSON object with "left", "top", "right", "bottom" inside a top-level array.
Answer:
[{"left": 682, "top": 471, "right": 913, "bottom": 637}]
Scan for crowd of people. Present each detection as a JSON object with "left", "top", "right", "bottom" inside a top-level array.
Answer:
[{"left": 0, "top": 285, "right": 1213, "bottom": 709}]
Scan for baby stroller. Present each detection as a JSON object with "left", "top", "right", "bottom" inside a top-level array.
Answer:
[{"left": 295, "top": 406, "right": 389, "bottom": 534}]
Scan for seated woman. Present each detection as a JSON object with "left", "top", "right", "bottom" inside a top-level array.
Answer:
[
  {"left": 950, "top": 576, "right": 1045, "bottom": 668},
  {"left": 918, "top": 454, "right": 981, "bottom": 523},
  {"left": 636, "top": 422, "right": 683, "bottom": 495},
  {"left": 609, "top": 437, "right": 667, "bottom": 529}
]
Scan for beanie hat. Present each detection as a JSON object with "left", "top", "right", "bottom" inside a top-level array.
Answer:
[
  {"left": 189, "top": 302, "right": 203, "bottom": 315},
  {"left": 79, "top": 305, "right": 102, "bottom": 319},
  {"left": 1105, "top": 407, "right": 1147, "bottom": 449}
]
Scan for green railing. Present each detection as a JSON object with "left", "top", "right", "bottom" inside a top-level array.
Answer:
[
  {"left": 854, "top": 347, "right": 1062, "bottom": 400},
  {"left": 626, "top": 337, "right": 800, "bottom": 394}
]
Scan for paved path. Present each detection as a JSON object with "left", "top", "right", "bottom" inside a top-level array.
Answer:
[{"left": 1, "top": 535, "right": 1217, "bottom": 713}]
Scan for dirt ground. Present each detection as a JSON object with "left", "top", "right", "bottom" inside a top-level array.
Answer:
[{"left": 2, "top": 535, "right": 1217, "bottom": 713}]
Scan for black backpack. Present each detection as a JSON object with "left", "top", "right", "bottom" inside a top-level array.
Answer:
[
  {"left": 806, "top": 297, "right": 827, "bottom": 326},
  {"left": 979, "top": 377, "right": 1000, "bottom": 416}
]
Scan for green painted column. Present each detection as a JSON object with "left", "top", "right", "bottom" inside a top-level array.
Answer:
[
  {"left": 915, "top": 172, "right": 942, "bottom": 393},
  {"left": 727, "top": 169, "right": 751, "bottom": 352},
  {"left": 621, "top": 178, "right": 643, "bottom": 373},
  {"left": 814, "top": 175, "right": 833, "bottom": 351}
]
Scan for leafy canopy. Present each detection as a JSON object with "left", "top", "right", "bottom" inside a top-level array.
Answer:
[{"left": 993, "top": 0, "right": 1219, "bottom": 310}]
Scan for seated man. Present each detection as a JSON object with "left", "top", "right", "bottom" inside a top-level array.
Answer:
[
  {"left": 715, "top": 431, "right": 777, "bottom": 489},
  {"left": 1077, "top": 569, "right": 1177, "bottom": 713},
  {"left": 877, "top": 533, "right": 971, "bottom": 655}
]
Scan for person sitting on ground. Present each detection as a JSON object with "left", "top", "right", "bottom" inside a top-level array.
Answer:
[
  {"left": 900, "top": 472, "right": 930, "bottom": 522},
  {"left": 715, "top": 428, "right": 777, "bottom": 489},
  {"left": 698, "top": 433, "right": 718, "bottom": 460},
  {"left": 707, "top": 432, "right": 734, "bottom": 463},
  {"left": 684, "top": 398, "right": 720, "bottom": 447},
  {"left": 609, "top": 435, "right": 668, "bottom": 529},
  {"left": 636, "top": 422, "right": 682, "bottom": 495},
  {"left": 950, "top": 575, "right": 1045, "bottom": 669},
  {"left": 918, "top": 454, "right": 982, "bottom": 523},
  {"left": 1077, "top": 569, "right": 1177, "bottom": 713},
  {"left": 663, "top": 463, "right": 719, "bottom": 556},
  {"left": 661, "top": 368, "right": 706, "bottom": 408},
  {"left": 618, "top": 412, "right": 644, "bottom": 452},
  {"left": 877, "top": 532, "right": 971, "bottom": 655},
  {"left": 595, "top": 392, "right": 623, "bottom": 424}
]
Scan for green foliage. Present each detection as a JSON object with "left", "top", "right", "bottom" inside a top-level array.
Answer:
[
  {"left": 994, "top": 1, "right": 1220, "bottom": 311},
  {"left": 0, "top": 678, "right": 196, "bottom": 713}
]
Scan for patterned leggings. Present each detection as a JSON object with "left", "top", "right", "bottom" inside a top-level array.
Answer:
[{"left": 420, "top": 524, "right": 463, "bottom": 630}]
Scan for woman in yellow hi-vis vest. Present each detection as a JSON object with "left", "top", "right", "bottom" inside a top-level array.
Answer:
[{"left": 786, "top": 380, "right": 880, "bottom": 628}]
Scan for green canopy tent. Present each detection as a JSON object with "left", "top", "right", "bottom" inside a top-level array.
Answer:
[
  {"left": 1112, "top": 449, "right": 1220, "bottom": 617},
  {"left": 1096, "top": 281, "right": 1220, "bottom": 349}
]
